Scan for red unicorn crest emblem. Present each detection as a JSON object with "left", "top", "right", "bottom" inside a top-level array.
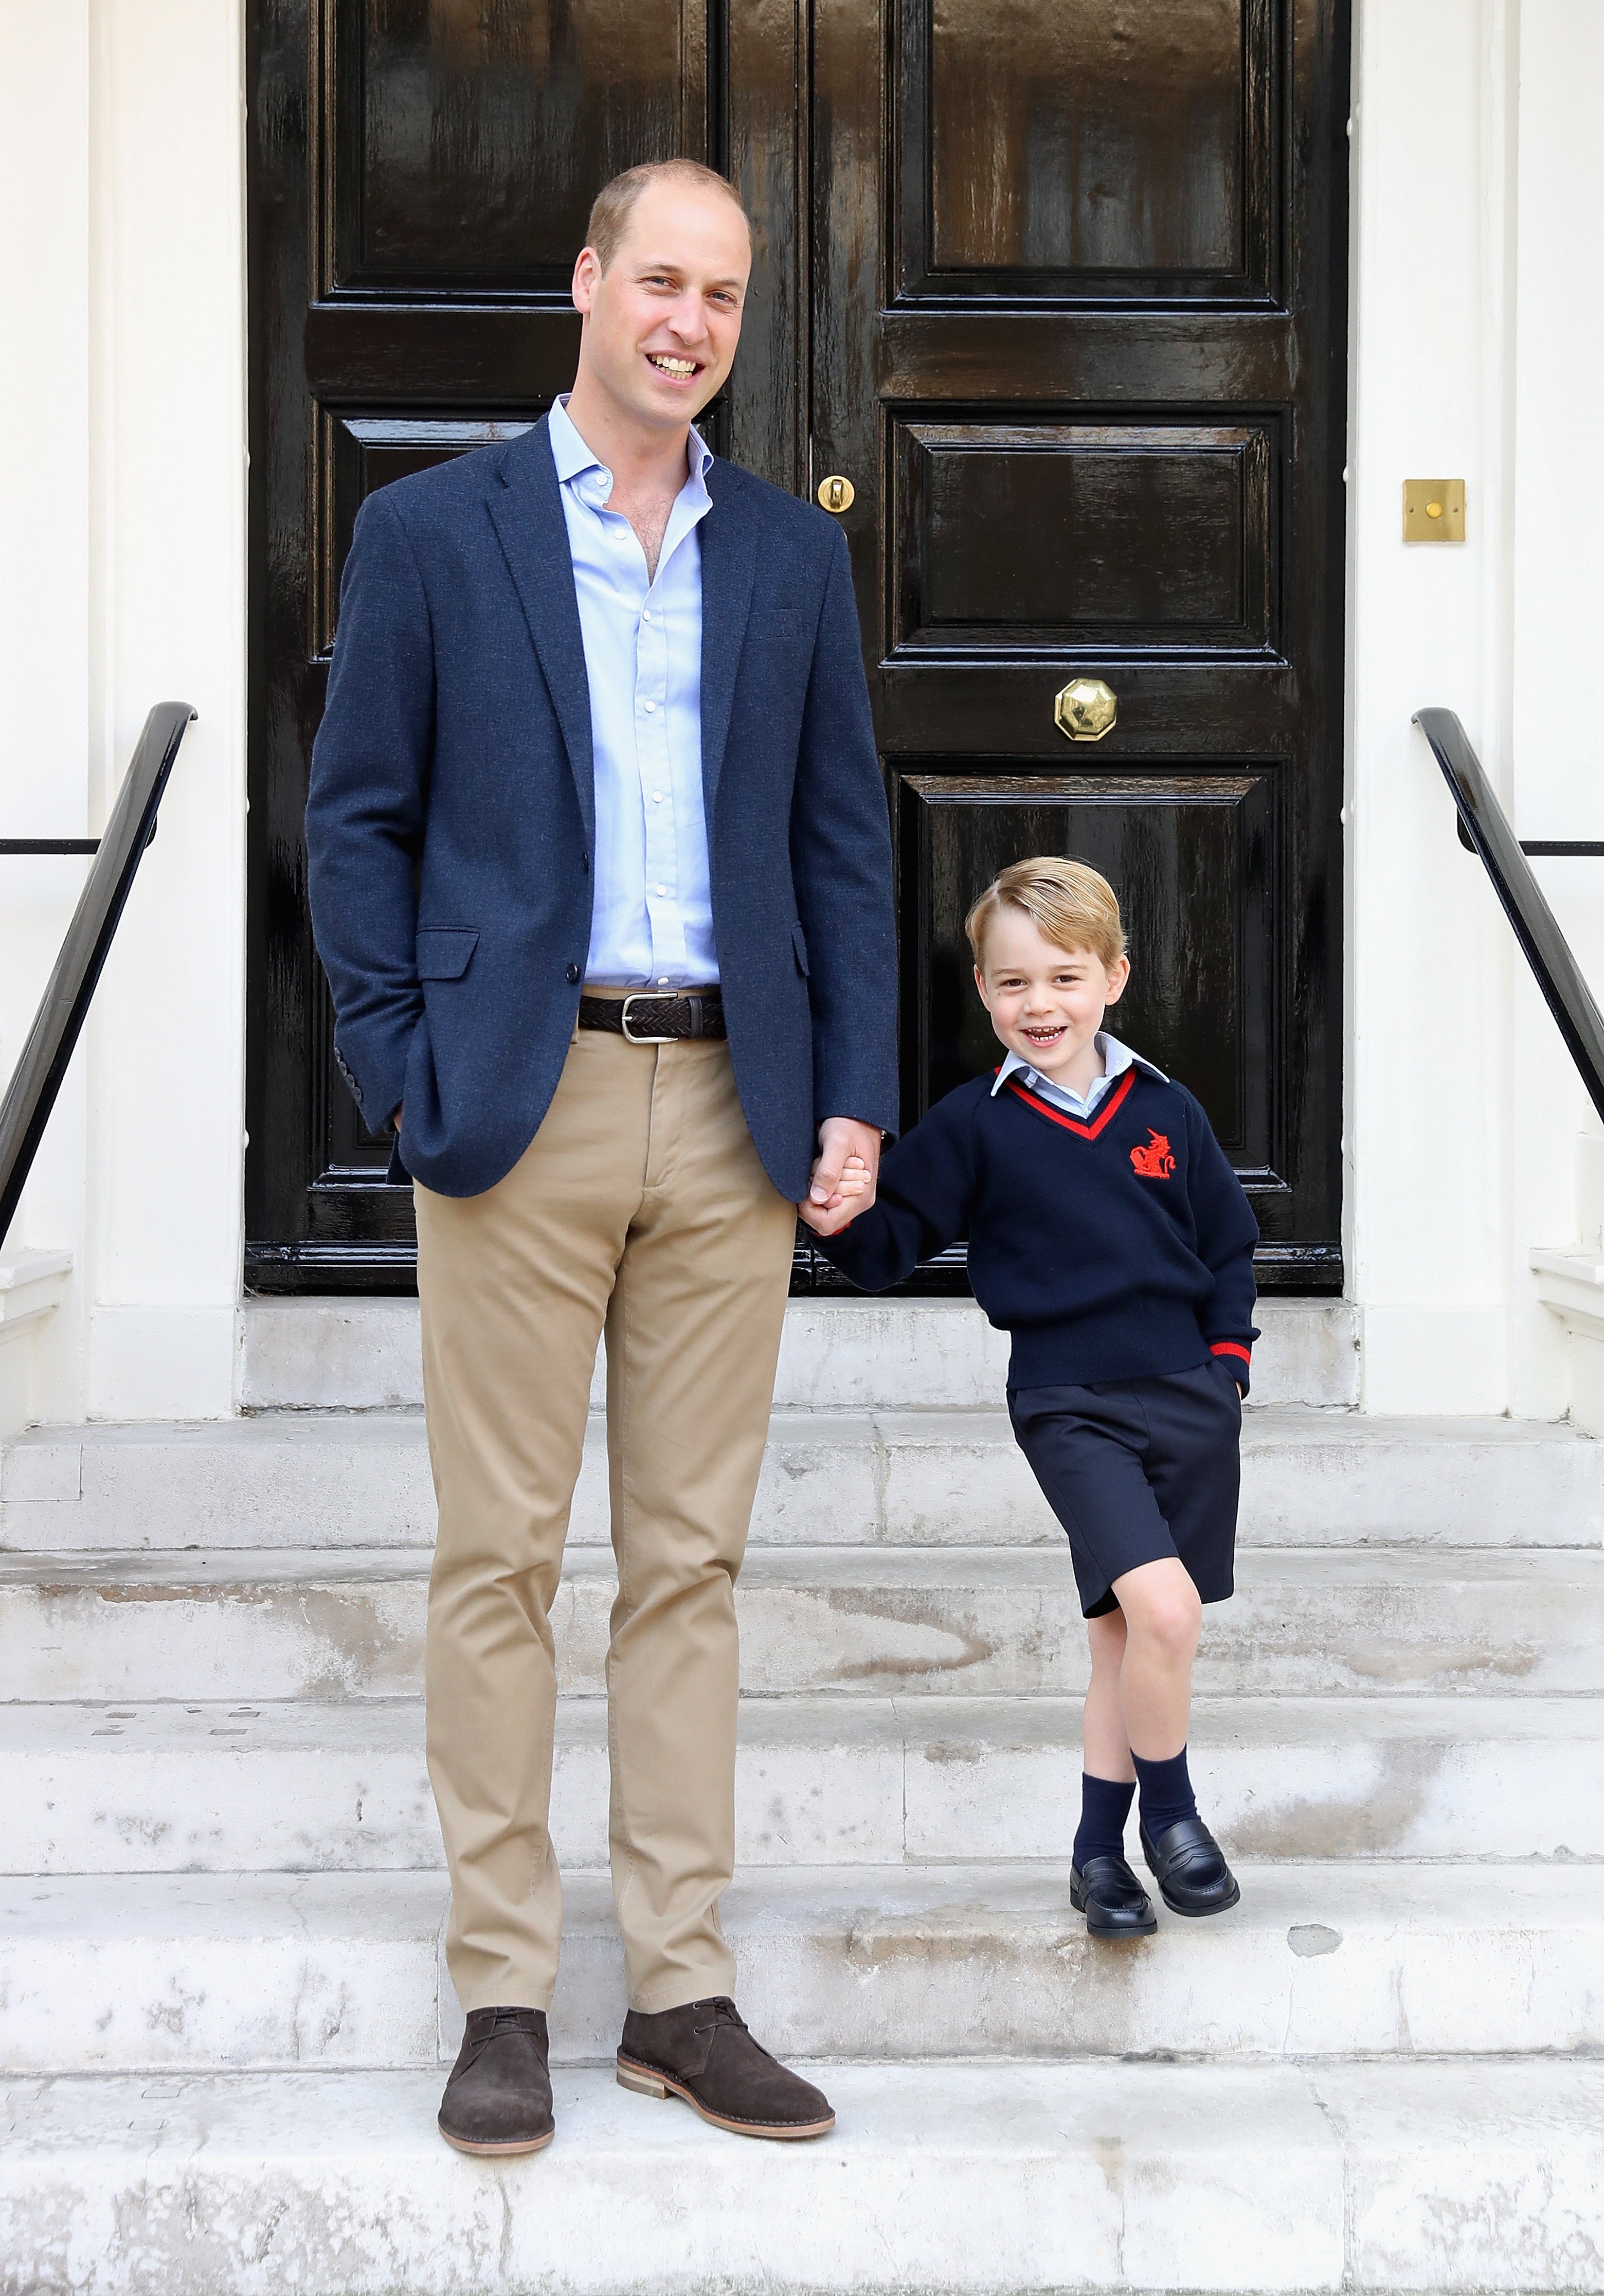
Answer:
[{"left": 1129, "top": 1130, "right": 1176, "bottom": 1179}]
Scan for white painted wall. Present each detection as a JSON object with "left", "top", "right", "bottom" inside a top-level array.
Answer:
[
  {"left": 1, "top": 0, "right": 1600, "bottom": 1423},
  {"left": 0, "top": 0, "right": 246, "bottom": 1422},
  {"left": 1344, "top": 0, "right": 1604, "bottom": 1413}
]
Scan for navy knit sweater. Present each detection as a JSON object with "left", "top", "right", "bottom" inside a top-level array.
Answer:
[{"left": 819, "top": 1064, "right": 1260, "bottom": 1393}]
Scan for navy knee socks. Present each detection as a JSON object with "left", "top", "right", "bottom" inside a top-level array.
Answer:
[
  {"left": 1131, "top": 1747, "right": 1199, "bottom": 1839},
  {"left": 1073, "top": 1774, "right": 1136, "bottom": 1869}
]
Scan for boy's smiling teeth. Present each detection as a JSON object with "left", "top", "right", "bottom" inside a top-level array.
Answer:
[{"left": 648, "top": 353, "right": 698, "bottom": 375}]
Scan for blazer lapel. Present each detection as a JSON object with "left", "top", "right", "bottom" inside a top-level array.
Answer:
[
  {"left": 698, "top": 464, "right": 756, "bottom": 818},
  {"left": 486, "top": 417, "right": 594, "bottom": 842}
]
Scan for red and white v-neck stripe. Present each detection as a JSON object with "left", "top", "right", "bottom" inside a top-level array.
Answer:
[{"left": 1001, "top": 1066, "right": 1136, "bottom": 1140}]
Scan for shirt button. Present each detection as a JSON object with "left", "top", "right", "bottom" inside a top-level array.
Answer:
[
  {"left": 656, "top": 885, "right": 667, "bottom": 897},
  {"left": 652, "top": 791, "right": 663, "bottom": 802},
  {"left": 643, "top": 699, "right": 656, "bottom": 713},
  {"left": 642, "top": 609, "right": 652, "bottom": 622},
  {"left": 658, "top": 976, "right": 670, "bottom": 986},
  {"left": 565, "top": 962, "right": 581, "bottom": 984}
]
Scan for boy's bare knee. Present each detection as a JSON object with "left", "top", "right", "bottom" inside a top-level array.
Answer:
[
  {"left": 1144, "top": 1598, "right": 1201, "bottom": 1666},
  {"left": 1117, "top": 1568, "right": 1201, "bottom": 1665}
]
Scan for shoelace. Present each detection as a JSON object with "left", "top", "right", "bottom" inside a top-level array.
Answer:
[
  {"left": 476, "top": 2006, "right": 541, "bottom": 2038},
  {"left": 688, "top": 1996, "right": 748, "bottom": 2038}
]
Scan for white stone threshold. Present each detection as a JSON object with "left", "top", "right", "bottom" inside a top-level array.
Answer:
[{"left": 239, "top": 1294, "right": 1360, "bottom": 1412}]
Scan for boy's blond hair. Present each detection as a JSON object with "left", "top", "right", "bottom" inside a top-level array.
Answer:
[{"left": 965, "top": 855, "right": 1126, "bottom": 971}]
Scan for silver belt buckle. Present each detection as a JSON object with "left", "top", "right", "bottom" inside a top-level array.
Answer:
[{"left": 620, "top": 992, "right": 675, "bottom": 1045}]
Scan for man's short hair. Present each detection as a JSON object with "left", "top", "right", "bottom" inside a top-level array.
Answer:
[
  {"left": 585, "top": 160, "right": 752, "bottom": 273},
  {"left": 966, "top": 855, "right": 1127, "bottom": 971}
]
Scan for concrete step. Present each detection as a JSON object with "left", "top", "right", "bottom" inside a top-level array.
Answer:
[
  {"left": 4, "top": 1542, "right": 1601, "bottom": 1703},
  {"left": 5, "top": 1863, "right": 1603, "bottom": 2074},
  {"left": 8, "top": 1406, "right": 1600, "bottom": 1556},
  {"left": 5, "top": 2057, "right": 1600, "bottom": 2293},
  {"left": 238, "top": 1293, "right": 1360, "bottom": 1410},
  {"left": 5, "top": 1694, "right": 1598, "bottom": 1873}
]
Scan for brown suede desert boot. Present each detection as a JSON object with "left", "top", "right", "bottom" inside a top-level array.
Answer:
[
  {"left": 616, "top": 1997, "right": 835, "bottom": 2139},
  {"left": 438, "top": 2005, "right": 554, "bottom": 2155}
]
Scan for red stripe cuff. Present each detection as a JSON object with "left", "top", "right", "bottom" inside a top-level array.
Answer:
[{"left": 1210, "top": 1341, "right": 1252, "bottom": 1365}]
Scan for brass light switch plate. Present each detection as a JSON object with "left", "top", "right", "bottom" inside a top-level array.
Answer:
[{"left": 1403, "top": 479, "right": 1466, "bottom": 542}]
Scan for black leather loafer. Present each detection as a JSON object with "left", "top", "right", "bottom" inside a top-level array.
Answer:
[
  {"left": 1071, "top": 1854, "right": 1158, "bottom": 1938},
  {"left": 1140, "top": 1816, "right": 1241, "bottom": 1917},
  {"left": 438, "top": 2005, "right": 555, "bottom": 2155},
  {"left": 617, "top": 1997, "right": 835, "bottom": 2140}
]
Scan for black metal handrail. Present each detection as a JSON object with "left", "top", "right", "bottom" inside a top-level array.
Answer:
[
  {"left": 0, "top": 703, "right": 195, "bottom": 1245},
  {"left": 1415, "top": 706, "right": 1604, "bottom": 1123}
]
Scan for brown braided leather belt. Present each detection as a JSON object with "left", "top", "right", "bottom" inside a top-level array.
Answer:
[{"left": 578, "top": 990, "right": 726, "bottom": 1044}]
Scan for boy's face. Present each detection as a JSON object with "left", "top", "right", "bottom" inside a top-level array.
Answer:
[{"left": 974, "top": 910, "right": 1130, "bottom": 1084}]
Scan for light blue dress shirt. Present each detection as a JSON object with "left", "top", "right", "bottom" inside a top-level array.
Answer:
[
  {"left": 992, "top": 1031, "right": 1168, "bottom": 1120},
  {"left": 548, "top": 393, "right": 718, "bottom": 986}
]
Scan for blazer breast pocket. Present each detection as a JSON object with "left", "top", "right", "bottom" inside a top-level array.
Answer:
[{"left": 416, "top": 927, "right": 479, "bottom": 980}]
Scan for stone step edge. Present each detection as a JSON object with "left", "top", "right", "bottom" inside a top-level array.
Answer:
[
  {"left": 5, "top": 2059, "right": 1600, "bottom": 2295},
  {"left": 9, "top": 1404, "right": 1597, "bottom": 1558},
  {"left": 9, "top": 1538, "right": 1604, "bottom": 1577},
  {"left": 8, "top": 1861, "right": 1604, "bottom": 2079}
]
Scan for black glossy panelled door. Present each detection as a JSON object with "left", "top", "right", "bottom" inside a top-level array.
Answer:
[
  {"left": 247, "top": 1, "right": 1348, "bottom": 1293},
  {"left": 813, "top": 0, "right": 1348, "bottom": 1289}
]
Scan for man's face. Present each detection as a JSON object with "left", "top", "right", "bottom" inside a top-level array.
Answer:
[{"left": 571, "top": 182, "right": 751, "bottom": 434}]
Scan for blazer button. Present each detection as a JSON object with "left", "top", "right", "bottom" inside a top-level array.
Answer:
[{"left": 565, "top": 962, "right": 581, "bottom": 984}]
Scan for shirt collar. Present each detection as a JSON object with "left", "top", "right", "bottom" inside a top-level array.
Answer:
[
  {"left": 548, "top": 392, "right": 713, "bottom": 492},
  {"left": 990, "top": 1031, "right": 1168, "bottom": 1098}
]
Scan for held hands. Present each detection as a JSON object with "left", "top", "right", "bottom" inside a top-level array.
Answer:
[{"left": 797, "top": 1116, "right": 880, "bottom": 1237}]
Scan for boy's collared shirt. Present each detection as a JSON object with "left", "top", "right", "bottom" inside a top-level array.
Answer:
[{"left": 992, "top": 1031, "right": 1168, "bottom": 1123}]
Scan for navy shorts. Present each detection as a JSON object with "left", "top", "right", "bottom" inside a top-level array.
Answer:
[{"left": 1008, "top": 1360, "right": 1242, "bottom": 1618}]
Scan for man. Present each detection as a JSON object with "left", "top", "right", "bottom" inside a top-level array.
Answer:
[{"left": 305, "top": 159, "right": 896, "bottom": 2154}]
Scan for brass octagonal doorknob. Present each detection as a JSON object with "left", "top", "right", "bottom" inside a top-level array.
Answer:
[
  {"left": 1054, "top": 676, "right": 1118, "bottom": 743},
  {"left": 817, "top": 474, "right": 856, "bottom": 514}
]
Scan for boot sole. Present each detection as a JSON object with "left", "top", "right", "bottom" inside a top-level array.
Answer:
[
  {"left": 438, "top": 2120, "right": 555, "bottom": 2157},
  {"left": 616, "top": 2055, "right": 836, "bottom": 2140}
]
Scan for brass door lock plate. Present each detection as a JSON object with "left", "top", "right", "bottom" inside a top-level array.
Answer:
[
  {"left": 1403, "top": 479, "right": 1465, "bottom": 542},
  {"left": 1054, "top": 676, "right": 1118, "bottom": 742}
]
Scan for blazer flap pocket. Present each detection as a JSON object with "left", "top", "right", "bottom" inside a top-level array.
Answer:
[
  {"left": 416, "top": 927, "right": 479, "bottom": 981},
  {"left": 791, "top": 920, "right": 810, "bottom": 977}
]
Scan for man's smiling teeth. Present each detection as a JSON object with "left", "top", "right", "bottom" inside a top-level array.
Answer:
[{"left": 648, "top": 353, "right": 698, "bottom": 375}]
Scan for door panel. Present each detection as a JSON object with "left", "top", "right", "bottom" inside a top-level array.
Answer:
[
  {"left": 915, "top": 0, "right": 1272, "bottom": 296},
  {"left": 902, "top": 769, "right": 1277, "bottom": 1155},
  {"left": 891, "top": 420, "right": 1277, "bottom": 657},
  {"left": 331, "top": 1, "right": 705, "bottom": 294},
  {"left": 811, "top": 0, "right": 1346, "bottom": 1290}
]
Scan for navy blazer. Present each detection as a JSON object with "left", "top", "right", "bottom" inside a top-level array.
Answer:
[{"left": 305, "top": 416, "right": 898, "bottom": 1203}]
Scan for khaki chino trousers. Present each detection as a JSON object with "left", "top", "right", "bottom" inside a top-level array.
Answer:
[{"left": 413, "top": 1015, "right": 796, "bottom": 2014}]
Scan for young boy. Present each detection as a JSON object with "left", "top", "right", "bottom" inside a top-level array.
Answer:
[{"left": 807, "top": 856, "right": 1257, "bottom": 1939}]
